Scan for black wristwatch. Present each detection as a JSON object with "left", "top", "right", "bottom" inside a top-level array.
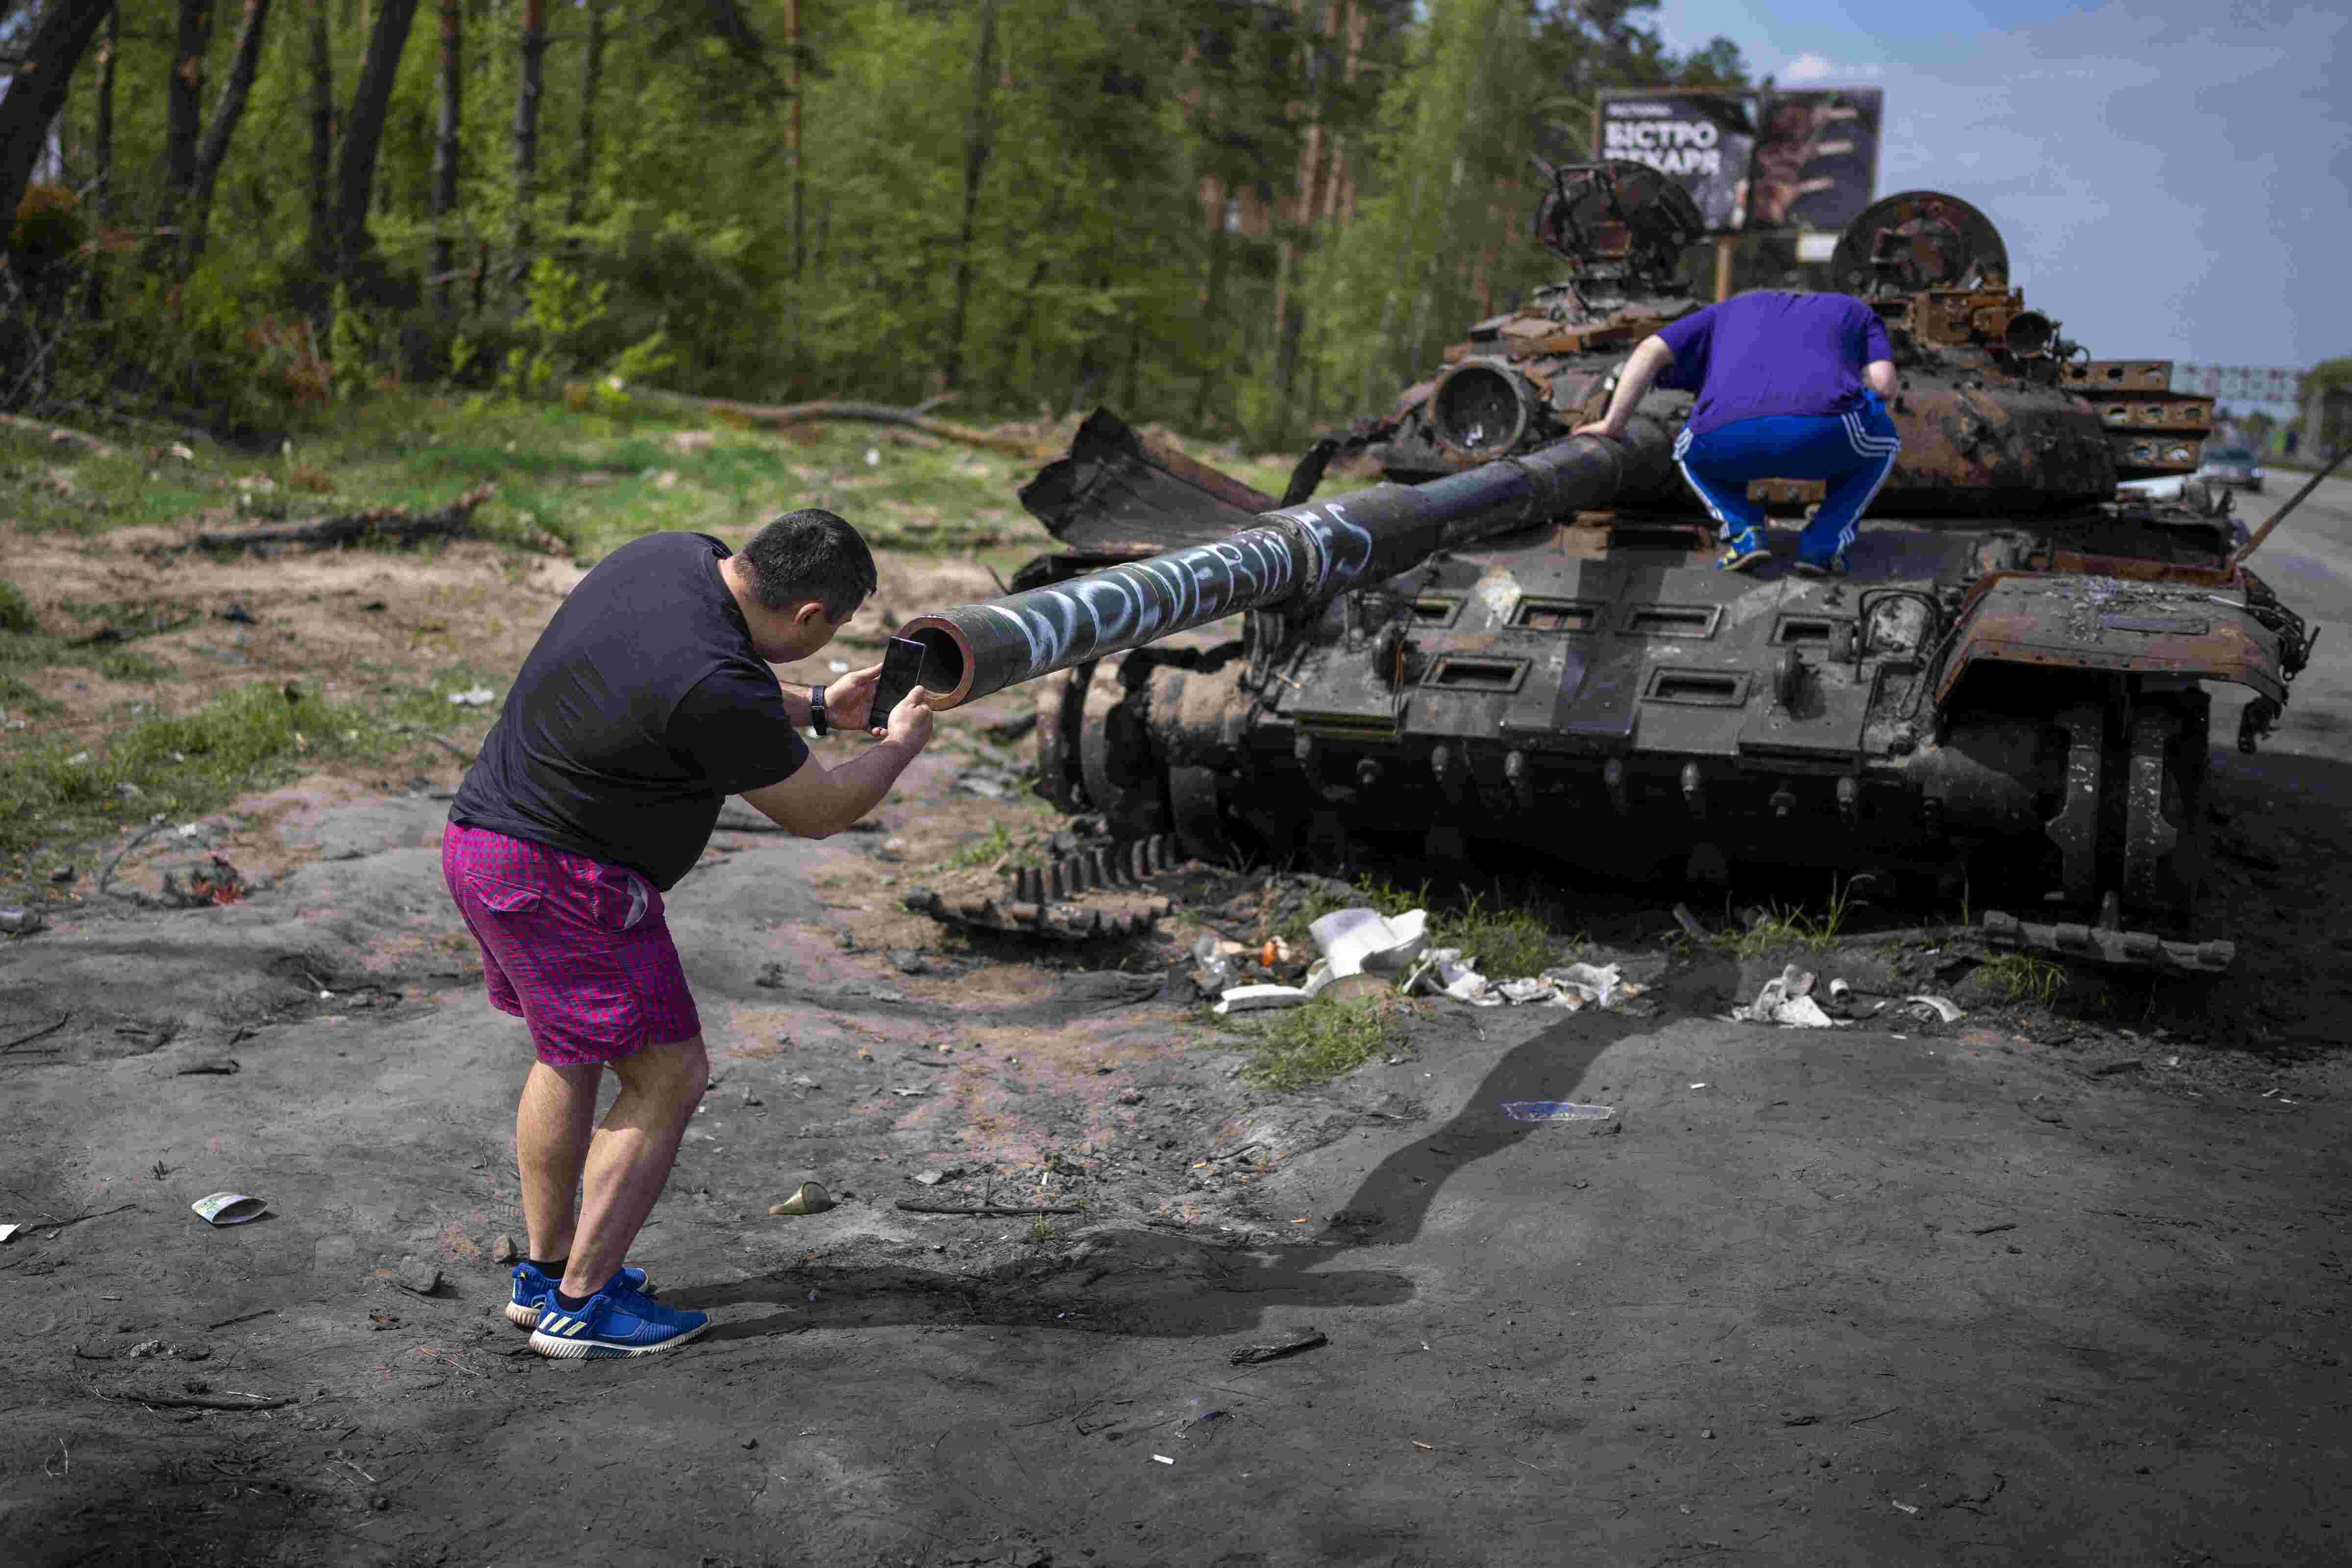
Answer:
[{"left": 808, "top": 684, "right": 829, "bottom": 738}]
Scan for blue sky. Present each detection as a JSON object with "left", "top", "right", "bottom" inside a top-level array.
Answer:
[{"left": 1650, "top": 0, "right": 2347, "bottom": 406}]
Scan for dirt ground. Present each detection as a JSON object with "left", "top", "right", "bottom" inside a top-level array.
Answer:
[{"left": 5, "top": 481, "right": 2352, "bottom": 1565}]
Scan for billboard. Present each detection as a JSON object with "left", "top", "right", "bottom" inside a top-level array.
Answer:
[
  {"left": 2172, "top": 365, "right": 2301, "bottom": 405},
  {"left": 1595, "top": 88, "right": 1884, "bottom": 236}
]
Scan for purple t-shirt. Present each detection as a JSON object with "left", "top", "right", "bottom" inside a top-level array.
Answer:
[{"left": 1653, "top": 292, "right": 1893, "bottom": 440}]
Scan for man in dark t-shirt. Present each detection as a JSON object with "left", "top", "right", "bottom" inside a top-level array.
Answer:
[
  {"left": 1575, "top": 290, "right": 1901, "bottom": 574},
  {"left": 441, "top": 508, "right": 933, "bottom": 1358}
]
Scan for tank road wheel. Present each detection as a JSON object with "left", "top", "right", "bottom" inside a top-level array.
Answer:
[
  {"left": 1168, "top": 765, "right": 1234, "bottom": 865},
  {"left": 2119, "top": 700, "right": 2208, "bottom": 930},
  {"left": 2045, "top": 704, "right": 2103, "bottom": 906},
  {"left": 1032, "top": 662, "right": 1094, "bottom": 811},
  {"left": 1079, "top": 662, "right": 1170, "bottom": 842}
]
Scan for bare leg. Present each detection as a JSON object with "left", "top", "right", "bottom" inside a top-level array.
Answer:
[
  {"left": 561, "top": 1036, "right": 710, "bottom": 1299},
  {"left": 516, "top": 1060, "right": 603, "bottom": 1263}
]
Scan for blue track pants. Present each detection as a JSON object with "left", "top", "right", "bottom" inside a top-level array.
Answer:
[{"left": 1671, "top": 393, "right": 1902, "bottom": 562}]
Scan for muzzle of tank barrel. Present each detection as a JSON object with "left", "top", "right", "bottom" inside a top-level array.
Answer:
[{"left": 898, "top": 418, "right": 1674, "bottom": 709}]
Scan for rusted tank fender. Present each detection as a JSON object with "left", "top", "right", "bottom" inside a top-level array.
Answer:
[{"left": 1935, "top": 570, "right": 2286, "bottom": 706}]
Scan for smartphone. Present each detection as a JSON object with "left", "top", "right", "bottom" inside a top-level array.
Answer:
[{"left": 869, "top": 635, "right": 929, "bottom": 729}]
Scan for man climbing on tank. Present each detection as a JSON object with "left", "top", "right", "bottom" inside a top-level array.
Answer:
[
  {"left": 1574, "top": 290, "right": 1901, "bottom": 575},
  {"left": 442, "top": 509, "right": 935, "bottom": 1358}
]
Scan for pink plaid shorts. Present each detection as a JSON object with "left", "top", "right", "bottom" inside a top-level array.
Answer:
[{"left": 441, "top": 821, "right": 701, "bottom": 1066}]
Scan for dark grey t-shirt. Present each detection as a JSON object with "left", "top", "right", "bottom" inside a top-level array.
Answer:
[{"left": 451, "top": 531, "right": 809, "bottom": 889}]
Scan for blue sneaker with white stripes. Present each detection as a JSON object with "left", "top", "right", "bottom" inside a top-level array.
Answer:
[
  {"left": 504, "top": 1261, "right": 655, "bottom": 1330},
  {"left": 1717, "top": 527, "right": 1769, "bottom": 573},
  {"left": 529, "top": 1280, "right": 708, "bottom": 1359}
]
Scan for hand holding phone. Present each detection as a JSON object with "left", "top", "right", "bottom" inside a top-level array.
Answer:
[{"left": 870, "top": 635, "right": 929, "bottom": 733}]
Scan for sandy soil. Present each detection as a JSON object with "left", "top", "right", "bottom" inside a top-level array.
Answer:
[{"left": 3, "top": 480, "right": 2352, "bottom": 1565}]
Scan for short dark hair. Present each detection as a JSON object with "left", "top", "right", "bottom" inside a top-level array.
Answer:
[{"left": 737, "top": 509, "right": 878, "bottom": 621}]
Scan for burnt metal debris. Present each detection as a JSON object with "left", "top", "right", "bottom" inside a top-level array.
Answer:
[{"left": 909, "top": 166, "right": 2313, "bottom": 971}]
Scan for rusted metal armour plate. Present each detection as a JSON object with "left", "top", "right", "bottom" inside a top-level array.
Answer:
[
  {"left": 1271, "top": 525, "right": 1977, "bottom": 766},
  {"left": 1937, "top": 573, "right": 2286, "bottom": 705}
]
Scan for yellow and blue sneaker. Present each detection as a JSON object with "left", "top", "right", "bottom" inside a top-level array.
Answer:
[
  {"left": 1717, "top": 527, "right": 1769, "bottom": 573},
  {"left": 528, "top": 1279, "right": 708, "bottom": 1359},
  {"left": 504, "top": 1260, "right": 655, "bottom": 1330}
]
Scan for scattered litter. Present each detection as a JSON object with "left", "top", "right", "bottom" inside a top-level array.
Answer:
[
  {"left": 445, "top": 686, "right": 496, "bottom": 707},
  {"left": 1402, "top": 947, "right": 1501, "bottom": 1006},
  {"left": 1310, "top": 908, "right": 1429, "bottom": 977},
  {"left": 1214, "top": 984, "right": 1315, "bottom": 1016},
  {"left": 1230, "top": 1328, "right": 1328, "bottom": 1366},
  {"left": 912, "top": 1170, "right": 947, "bottom": 1187},
  {"left": 1500, "top": 1101, "right": 1615, "bottom": 1123},
  {"left": 368, "top": 1309, "right": 402, "bottom": 1331},
  {"left": 864, "top": 448, "right": 881, "bottom": 467},
  {"left": 1733, "top": 965, "right": 1838, "bottom": 1028},
  {"left": 769, "top": 1182, "right": 835, "bottom": 1216},
  {"left": 1689, "top": 1082, "right": 1709, "bottom": 1090},
  {"left": 1828, "top": 978, "right": 1852, "bottom": 1003},
  {"left": 952, "top": 767, "right": 1021, "bottom": 799},
  {"left": 162, "top": 855, "right": 248, "bottom": 908},
  {"left": 0, "top": 906, "right": 46, "bottom": 936},
  {"left": 0, "top": 1223, "right": 19, "bottom": 1243},
  {"left": 1892, "top": 1500, "right": 1920, "bottom": 1516},
  {"left": 190, "top": 1192, "right": 267, "bottom": 1226},
  {"left": 1152, "top": 1454, "right": 1174, "bottom": 1465},
  {"left": 1903, "top": 995, "right": 1965, "bottom": 1024},
  {"left": 888, "top": 1086, "right": 928, "bottom": 1098}
]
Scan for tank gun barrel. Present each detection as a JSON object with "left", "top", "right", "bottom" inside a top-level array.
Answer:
[{"left": 899, "top": 417, "right": 1675, "bottom": 709}]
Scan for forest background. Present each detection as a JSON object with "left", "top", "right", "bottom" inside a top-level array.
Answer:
[{"left": 0, "top": 0, "right": 1754, "bottom": 451}]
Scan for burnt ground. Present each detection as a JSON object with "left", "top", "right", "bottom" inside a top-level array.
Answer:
[{"left": 4, "top": 478, "right": 2352, "bottom": 1565}]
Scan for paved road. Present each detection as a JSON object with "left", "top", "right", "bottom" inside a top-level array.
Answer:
[{"left": 2209, "top": 470, "right": 2352, "bottom": 763}]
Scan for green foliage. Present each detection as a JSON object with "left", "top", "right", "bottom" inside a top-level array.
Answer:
[
  {"left": 0, "top": 580, "right": 36, "bottom": 635},
  {"left": 0, "top": 666, "right": 496, "bottom": 859},
  {"left": 1275, "top": 873, "right": 1573, "bottom": 980},
  {"left": 496, "top": 260, "right": 614, "bottom": 400},
  {"left": 1715, "top": 881, "right": 1856, "bottom": 959},
  {"left": 25, "top": 0, "right": 1754, "bottom": 444},
  {"left": 944, "top": 820, "right": 1040, "bottom": 871},
  {"left": 1982, "top": 952, "right": 2069, "bottom": 1006},
  {"left": 1233, "top": 996, "right": 1404, "bottom": 1091}
]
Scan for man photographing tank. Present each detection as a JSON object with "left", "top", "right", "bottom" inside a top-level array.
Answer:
[
  {"left": 441, "top": 508, "right": 932, "bottom": 1358},
  {"left": 1574, "top": 289, "right": 1901, "bottom": 575}
]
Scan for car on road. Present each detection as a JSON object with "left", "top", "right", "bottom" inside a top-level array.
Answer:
[{"left": 2197, "top": 444, "right": 2264, "bottom": 492}]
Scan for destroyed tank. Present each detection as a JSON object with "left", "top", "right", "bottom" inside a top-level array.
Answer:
[{"left": 897, "top": 164, "right": 2313, "bottom": 972}]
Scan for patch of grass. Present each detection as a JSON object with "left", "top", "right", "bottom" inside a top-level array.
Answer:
[
  {"left": 1274, "top": 874, "right": 1574, "bottom": 980},
  {"left": 8, "top": 393, "right": 1064, "bottom": 568},
  {"left": 1715, "top": 879, "right": 1855, "bottom": 960},
  {"left": 0, "top": 665, "right": 494, "bottom": 859},
  {"left": 1029, "top": 1220, "right": 1060, "bottom": 1242},
  {"left": 942, "top": 820, "right": 1034, "bottom": 871},
  {"left": 95, "top": 649, "right": 174, "bottom": 682},
  {"left": 1233, "top": 996, "right": 1403, "bottom": 1091},
  {"left": 1981, "top": 951, "right": 2068, "bottom": 1006},
  {"left": 0, "top": 579, "right": 36, "bottom": 633}
]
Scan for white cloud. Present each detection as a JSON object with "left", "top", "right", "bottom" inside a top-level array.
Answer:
[{"left": 1782, "top": 52, "right": 1883, "bottom": 83}]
